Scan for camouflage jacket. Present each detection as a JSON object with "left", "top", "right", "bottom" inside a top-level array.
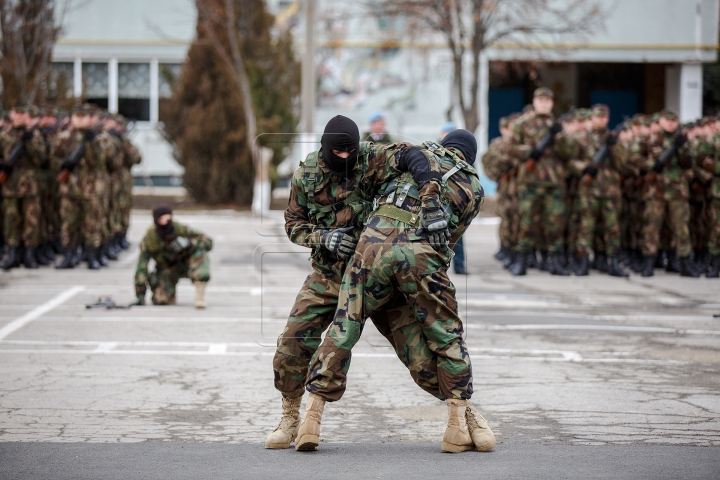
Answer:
[
  {"left": 134, "top": 222, "right": 213, "bottom": 297},
  {"left": 640, "top": 131, "right": 692, "bottom": 201},
  {"left": 362, "top": 132, "right": 394, "bottom": 145},
  {"left": 482, "top": 136, "right": 518, "bottom": 197},
  {"left": 284, "top": 141, "right": 441, "bottom": 262},
  {"left": 688, "top": 136, "right": 713, "bottom": 201},
  {"left": 63, "top": 129, "right": 118, "bottom": 198},
  {"left": 0, "top": 127, "right": 47, "bottom": 198},
  {"left": 705, "top": 133, "right": 720, "bottom": 199},
  {"left": 571, "top": 127, "right": 627, "bottom": 199},
  {"left": 367, "top": 142, "right": 484, "bottom": 247},
  {"left": 511, "top": 111, "right": 569, "bottom": 188}
]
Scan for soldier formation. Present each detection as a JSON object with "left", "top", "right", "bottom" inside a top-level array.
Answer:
[
  {"left": 0, "top": 103, "right": 141, "bottom": 271},
  {"left": 483, "top": 87, "right": 720, "bottom": 279}
]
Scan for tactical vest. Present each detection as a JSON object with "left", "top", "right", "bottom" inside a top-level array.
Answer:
[
  {"left": 300, "top": 150, "right": 369, "bottom": 228},
  {"left": 370, "top": 141, "right": 478, "bottom": 227}
]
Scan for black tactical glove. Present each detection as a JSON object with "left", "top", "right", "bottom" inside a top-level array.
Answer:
[
  {"left": 675, "top": 135, "right": 687, "bottom": 149},
  {"left": 169, "top": 236, "right": 191, "bottom": 253},
  {"left": 582, "top": 165, "right": 599, "bottom": 178},
  {"left": 549, "top": 122, "right": 563, "bottom": 136},
  {"left": 606, "top": 134, "right": 618, "bottom": 147},
  {"left": 0, "top": 163, "right": 11, "bottom": 175},
  {"left": 417, "top": 196, "right": 450, "bottom": 251},
  {"left": 321, "top": 227, "right": 357, "bottom": 259},
  {"left": 84, "top": 129, "right": 96, "bottom": 141}
]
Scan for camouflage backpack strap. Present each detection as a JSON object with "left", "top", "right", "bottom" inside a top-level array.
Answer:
[{"left": 422, "top": 141, "right": 478, "bottom": 184}]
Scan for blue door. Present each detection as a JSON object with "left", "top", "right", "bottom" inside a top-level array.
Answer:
[
  {"left": 488, "top": 88, "right": 525, "bottom": 140},
  {"left": 589, "top": 91, "right": 638, "bottom": 129}
]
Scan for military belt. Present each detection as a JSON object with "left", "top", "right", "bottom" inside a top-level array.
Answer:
[{"left": 371, "top": 204, "right": 420, "bottom": 227}]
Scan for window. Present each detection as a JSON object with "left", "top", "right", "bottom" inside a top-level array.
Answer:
[
  {"left": 82, "top": 62, "right": 108, "bottom": 110},
  {"left": 159, "top": 63, "right": 182, "bottom": 123},
  {"left": 118, "top": 62, "right": 150, "bottom": 121}
]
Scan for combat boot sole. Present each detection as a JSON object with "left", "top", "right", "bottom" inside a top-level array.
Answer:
[
  {"left": 441, "top": 441, "right": 475, "bottom": 453},
  {"left": 295, "top": 433, "right": 319, "bottom": 451},
  {"left": 265, "top": 434, "right": 297, "bottom": 449}
]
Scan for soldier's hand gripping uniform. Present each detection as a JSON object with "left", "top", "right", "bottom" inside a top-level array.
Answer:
[
  {"left": 134, "top": 205, "right": 212, "bottom": 308},
  {"left": 0, "top": 119, "right": 47, "bottom": 270},
  {"left": 298, "top": 130, "right": 494, "bottom": 454},
  {"left": 268, "top": 116, "right": 444, "bottom": 450}
]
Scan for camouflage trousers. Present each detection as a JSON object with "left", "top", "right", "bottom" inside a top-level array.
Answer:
[
  {"left": 40, "top": 180, "right": 59, "bottom": 244},
  {"left": 516, "top": 185, "right": 566, "bottom": 253},
  {"left": 82, "top": 195, "right": 106, "bottom": 248},
  {"left": 642, "top": 199, "right": 691, "bottom": 258},
  {"left": 148, "top": 250, "right": 211, "bottom": 305},
  {"left": 565, "top": 194, "right": 580, "bottom": 254},
  {"left": 306, "top": 226, "right": 472, "bottom": 402},
  {"left": 623, "top": 197, "right": 644, "bottom": 251},
  {"left": 708, "top": 198, "right": 720, "bottom": 256},
  {"left": 3, "top": 196, "right": 40, "bottom": 247},
  {"left": 497, "top": 191, "right": 519, "bottom": 250},
  {"left": 59, "top": 196, "right": 82, "bottom": 247},
  {"left": 576, "top": 196, "right": 621, "bottom": 257}
]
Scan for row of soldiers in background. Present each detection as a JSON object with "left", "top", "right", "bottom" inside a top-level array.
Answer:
[
  {"left": 483, "top": 88, "right": 720, "bottom": 279},
  {"left": 0, "top": 103, "right": 142, "bottom": 271}
]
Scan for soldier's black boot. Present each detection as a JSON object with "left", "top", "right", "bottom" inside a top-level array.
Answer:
[
  {"left": 547, "top": 252, "right": 570, "bottom": 276},
  {"left": 509, "top": 252, "right": 527, "bottom": 276},
  {"left": 707, "top": 255, "right": 720, "bottom": 278},
  {"left": 23, "top": 247, "right": 39, "bottom": 269},
  {"left": 494, "top": 247, "right": 508, "bottom": 262},
  {"left": 56, "top": 246, "right": 77, "bottom": 269},
  {"left": 571, "top": 254, "right": 590, "bottom": 276},
  {"left": 618, "top": 249, "right": 629, "bottom": 266},
  {"left": 679, "top": 256, "right": 700, "bottom": 278},
  {"left": 97, "top": 244, "right": 109, "bottom": 267},
  {"left": 608, "top": 256, "right": 629, "bottom": 278},
  {"left": 104, "top": 241, "right": 119, "bottom": 261},
  {"left": 119, "top": 231, "right": 130, "bottom": 250},
  {"left": 695, "top": 250, "right": 710, "bottom": 276},
  {"left": 51, "top": 239, "right": 63, "bottom": 255},
  {"left": 528, "top": 250, "right": 541, "bottom": 270},
  {"left": 35, "top": 245, "right": 52, "bottom": 266},
  {"left": 70, "top": 246, "right": 81, "bottom": 268},
  {"left": 640, "top": 256, "right": 656, "bottom": 277},
  {"left": 594, "top": 253, "right": 608, "bottom": 273},
  {"left": 0, "top": 247, "right": 21, "bottom": 270},
  {"left": 86, "top": 247, "right": 101, "bottom": 270},
  {"left": 654, "top": 250, "right": 667, "bottom": 269},
  {"left": 502, "top": 251, "right": 515, "bottom": 269},
  {"left": 666, "top": 251, "right": 680, "bottom": 273}
]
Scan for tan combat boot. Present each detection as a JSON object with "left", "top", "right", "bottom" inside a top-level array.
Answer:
[
  {"left": 441, "top": 399, "right": 475, "bottom": 453},
  {"left": 265, "top": 395, "right": 302, "bottom": 449},
  {"left": 194, "top": 282, "right": 207, "bottom": 309},
  {"left": 295, "top": 392, "right": 325, "bottom": 451},
  {"left": 465, "top": 402, "right": 496, "bottom": 451}
]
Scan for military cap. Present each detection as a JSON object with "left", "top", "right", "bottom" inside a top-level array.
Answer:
[
  {"left": 576, "top": 108, "right": 592, "bottom": 121},
  {"left": 499, "top": 117, "right": 511, "bottom": 129},
  {"left": 651, "top": 112, "right": 661, "bottom": 123},
  {"left": 522, "top": 104, "right": 534, "bottom": 113},
  {"left": 72, "top": 103, "right": 97, "bottom": 116},
  {"left": 660, "top": 108, "right": 678, "bottom": 121},
  {"left": 591, "top": 104, "right": 610, "bottom": 117},
  {"left": 52, "top": 107, "right": 68, "bottom": 116},
  {"left": 533, "top": 87, "right": 554, "bottom": 99}
]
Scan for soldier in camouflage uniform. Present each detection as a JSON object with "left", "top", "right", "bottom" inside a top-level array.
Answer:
[
  {"left": 267, "top": 115, "right": 444, "bottom": 450},
  {"left": 568, "top": 104, "right": 630, "bottom": 277},
  {"left": 704, "top": 120, "right": 720, "bottom": 277},
  {"left": 297, "top": 130, "right": 494, "bottom": 453},
  {"left": 362, "top": 111, "right": 394, "bottom": 145},
  {"left": 134, "top": 204, "right": 212, "bottom": 307},
  {"left": 483, "top": 116, "right": 519, "bottom": 266},
  {"left": 117, "top": 118, "right": 141, "bottom": 250},
  {"left": 637, "top": 109, "right": 698, "bottom": 277},
  {"left": 507, "top": 87, "right": 571, "bottom": 276},
  {"left": 0, "top": 107, "right": 47, "bottom": 270},
  {"left": 687, "top": 118, "right": 714, "bottom": 274},
  {"left": 36, "top": 109, "right": 65, "bottom": 265}
]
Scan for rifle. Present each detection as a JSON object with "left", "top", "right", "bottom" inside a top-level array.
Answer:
[
  {"left": 56, "top": 127, "right": 101, "bottom": 183},
  {"left": 646, "top": 130, "right": 688, "bottom": 182},
  {"left": 526, "top": 107, "right": 575, "bottom": 171},
  {"left": 582, "top": 116, "right": 629, "bottom": 184},
  {"left": 85, "top": 296, "right": 133, "bottom": 310},
  {"left": 0, "top": 130, "right": 34, "bottom": 184}
]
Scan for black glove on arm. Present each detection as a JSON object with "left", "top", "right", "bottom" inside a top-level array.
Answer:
[
  {"left": 321, "top": 227, "right": 357, "bottom": 259},
  {"left": 549, "top": 122, "right": 563, "bottom": 135},
  {"left": 417, "top": 195, "right": 450, "bottom": 251}
]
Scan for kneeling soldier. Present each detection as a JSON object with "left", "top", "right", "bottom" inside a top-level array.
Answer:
[{"left": 134, "top": 204, "right": 212, "bottom": 308}]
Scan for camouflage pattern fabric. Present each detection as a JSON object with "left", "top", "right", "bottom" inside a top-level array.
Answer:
[
  {"left": 120, "top": 138, "right": 142, "bottom": 232},
  {"left": 59, "top": 196, "right": 81, "bottom": 247},
  {"left": 275, "top": 142, "right": 441, "bottom": 398},
  {"left": 134, "top": 222, "right": 213, "bottom": 302},
  {"left": 483, "top": 136, "right": 519, "bottom": 249},
  {"left": 2, "top": 196, "right": 40, "bottom": 247},
  {"left": 306, "top": 218, "right": 472, "bottom": 402},
  {"left": 642, "top": 199, "right": 691, "bottom": 257},
  {"left": 708, "top": 199, "right": 720, "bottom": 256},
  {"left": 516, "top": 185, "right": 566, "bottom": 253},
  {"left": 576, "top": 197, "right": 621, "bottom": 256}
]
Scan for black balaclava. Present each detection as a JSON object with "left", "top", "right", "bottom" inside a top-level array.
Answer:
[
  {"left": 152, "top": 204, "right": 175, "bottom": 240},
  {"left": 321, "top": 115, "right": 360, "bottom": 177},
  {"left": 441, "top": 129, "right": 478, "bottom": 165}
]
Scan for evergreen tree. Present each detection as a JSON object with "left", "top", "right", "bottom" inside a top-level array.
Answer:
[{"left": 161, "top": 0, "right": 300, "bottom": 206}]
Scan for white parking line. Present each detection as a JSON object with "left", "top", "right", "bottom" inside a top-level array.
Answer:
[
  {"left": 478, "top": 324, "right": 720, "bottom": 336},
  {"left": 0, "top": 286, "right": 86, "bottom": 341}
]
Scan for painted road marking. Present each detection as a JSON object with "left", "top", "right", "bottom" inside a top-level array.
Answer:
[{"left": 0, "top": 286, "right": 86, "bottom": 341}]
